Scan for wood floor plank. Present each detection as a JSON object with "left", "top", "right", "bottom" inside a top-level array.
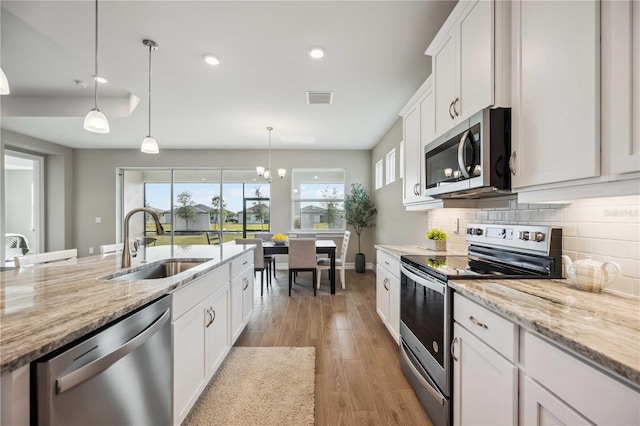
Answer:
[
  {"left": 238, "top": 269, "right": 432, "bottom": 425},
  {"left": 342, "top": 359, "right": 376, "bottom": 412}
]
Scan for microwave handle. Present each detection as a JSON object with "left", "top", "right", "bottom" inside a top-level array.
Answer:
[{"left": 457, "top": 130, "right": 472, "bottom": 179}]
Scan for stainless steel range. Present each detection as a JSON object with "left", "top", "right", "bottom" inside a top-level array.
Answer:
[{"left": 399, "top": 223, "right": 562, "bottom": 425}]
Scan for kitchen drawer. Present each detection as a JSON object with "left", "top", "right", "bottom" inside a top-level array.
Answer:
[
  {"left": 453, "top": 294, "right": 518, "bottom": 362},
  {"left": 377, "top": 250, "right": 400, "bottom": 278},
  {"left": 523, "top": 331, "right": 639, "bottom": 426},
  {"left": 230, "top": 251, "right": 253, "bottom": 279},
  {"left": 172, "top": 265, "right": 228, "bottom": 320}
]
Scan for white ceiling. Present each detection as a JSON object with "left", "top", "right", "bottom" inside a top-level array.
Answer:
[{"left": 0, "top": 1, "right": 456, "bottom": 151}]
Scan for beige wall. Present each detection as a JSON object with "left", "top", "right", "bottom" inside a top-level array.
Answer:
[
  {"left": 1, "top": 129, "right": 74, "bottom": 252},
  {"left": 371, "top": 118, "right": 430, "bottom": 248},
  {"left": 73, "top": 148, "right": 372, "bottom": 263}
]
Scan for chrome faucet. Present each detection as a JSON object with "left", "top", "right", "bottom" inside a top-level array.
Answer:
[{"left": 122, "top": 207, "right": 165, "bottom": 268}]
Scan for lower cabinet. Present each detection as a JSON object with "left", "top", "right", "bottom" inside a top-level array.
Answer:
[
  {"left": 171, "top": 265, "right": 231, "bottom": 426},
  {"left": 522, "top": 376, "right": 590, "bottom": 426},
  {"left": 230, "top": 254, "right": 254, "bottom": 343},
  {"left": 454, "top": 293, "right": 640, "bottom": 426},
  {"left": 376, "top": 250, "right": 400, "bottom": 343},
  {"left": 452, "top": 320, "right": 518, "bottom": 425}
]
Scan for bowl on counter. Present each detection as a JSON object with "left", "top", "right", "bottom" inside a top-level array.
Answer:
[{"left": 271, "top": 236, "right": 288, "bottom": 245}]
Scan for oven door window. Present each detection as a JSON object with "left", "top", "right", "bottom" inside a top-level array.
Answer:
[
  {"left": 425, "top": 123, "right": 481, "bottom": 189},
  {"left": 400, "top": 272, "right": 445, "bottom": 368}
]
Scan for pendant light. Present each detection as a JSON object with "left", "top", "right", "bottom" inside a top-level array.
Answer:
[
  {"left": 83, "top": 0, "right": 110, "bottom": 133},
  {"left": 256, "top": 127, "right": 286, "bottom": 182},
  {"left": 0, "top": 68, "right": 9, "bottom": 95},
  {"left": 141, "top": 39, "right": 159, "bottom": 154}
]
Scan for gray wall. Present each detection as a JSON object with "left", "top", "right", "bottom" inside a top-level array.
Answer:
[
  {"left": 370, "top": 118, "right": 429, "bottom": 252},
  {"left": 1, "top": 129, "right": 74, "bottom": 252},
  {"left": 73, "top": 148, "right": 373, "bottom": 263}
]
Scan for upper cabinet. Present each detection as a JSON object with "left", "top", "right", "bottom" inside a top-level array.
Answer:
[
  {"left": 511, "top": 0, "right": 600, "bottom": 188},
  {"left": 426, "top": 0, "right": 510, "bottom": 139},
  {"left": 511, "top": 0, "right": 640, "bottom": 202}
]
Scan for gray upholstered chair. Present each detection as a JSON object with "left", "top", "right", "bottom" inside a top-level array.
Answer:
[
  {"left": 317, "top": 230, "right": 351, "bottom": 290},
  {"left": 254, "top": 232, "right": 276, "bottom": 277},
  {"left": 235, "top": 238, "right": 269, "bottom": 296},
  {"left": 288, "top": 233, "right": 317, "bottom": 239},
  {"left": 287, "top": 238, "right": 317, "bottom": 296}
]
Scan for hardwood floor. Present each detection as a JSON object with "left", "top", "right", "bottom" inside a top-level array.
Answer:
[{"left": 234, "top": 269, "right": 434, "bottom": 426}]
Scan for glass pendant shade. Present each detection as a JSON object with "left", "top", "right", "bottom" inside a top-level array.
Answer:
[
  {"left": 263, "top": 170, "right": 271, "bottom": 180},
  {"left": 141, "top": 136, "right": 159, "bottom": 154},
  {"left": 0, "top": 67, "right": 9, "bottom": 95},
  {"left": 84, "top": 108, "right": 110, "bottom": 133},
  {"left": 256, "top": 166, "right": 265, "bottom": 176},
  {"left": 278, "top": 169, "right": 286, "bottom": 178}
]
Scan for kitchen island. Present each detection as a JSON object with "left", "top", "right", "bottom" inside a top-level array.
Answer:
[{"left": 0, "top": 244, "right": 252, "bottom": 374}]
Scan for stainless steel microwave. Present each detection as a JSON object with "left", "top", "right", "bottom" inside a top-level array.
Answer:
[{"left": 424, "top": 108, "right": 511, "bottom": 199}]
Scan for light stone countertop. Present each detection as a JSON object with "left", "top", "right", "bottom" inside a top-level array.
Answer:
[
  {"left": 375, "top": 244, "right": 640, "bottom": 387},
  {"left": 0, "top": 244, "right": 253, "bottom": 375},
  {"left": 449, "top": 279, "right": 640, "bottom": 387}
]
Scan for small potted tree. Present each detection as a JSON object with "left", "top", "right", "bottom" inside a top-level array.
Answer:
[
  {"left": 426, "top": 228, "right": 447, "bottom": 251},
  {"left": 344, "top": 183, "right": 377, "bottom": 273}
]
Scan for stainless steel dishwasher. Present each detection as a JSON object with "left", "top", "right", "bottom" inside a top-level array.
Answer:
[{"left": 34, "top": 296, "right": 172, "bottom": 425}]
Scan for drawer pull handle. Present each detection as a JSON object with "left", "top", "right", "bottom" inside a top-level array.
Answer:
[
  {"left": 451, "top": 336, "right": 459, "bottom": 362},
  {"left": 384, "top": 261, "right": 389, "bottom": 265},
  {"left": 243, "top": 260, "right": 248, "bottom": 265},
  {"left": 383, "top": 277, "right": 389, "bottom": 291},
  {"left": 469, "top": 316, "right": 488, "bottom": 329}
]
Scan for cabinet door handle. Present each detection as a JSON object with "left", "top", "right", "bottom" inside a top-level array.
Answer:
[
  {"left": 469, "top": 316, "right": 488, "bottom": 329},
  {"left": 454, "top": 97, "right": 460, "bottom": 117},
  {"left": 243, "top": 260, "right": 248, "bottom": 266},
  {"left": 451, "top": 336, "right": 459, "bottom": 362},
  {"left": 206, "top": 308, "right": 216, "bottom": 328},
  {"left": 508, "top": 151, "right": 517, "bottom": 176},
  {"left": 383, "top": 277, "right": 389, "bottom": 291},
  {"left": 449, "top": 100, "right": 455, "bottom": 119},
  {"left": 243, "top": 277, "right": 249, "bottom": 291}
]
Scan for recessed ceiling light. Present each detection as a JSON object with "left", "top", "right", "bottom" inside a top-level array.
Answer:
[
  {"left": 203, "top": 54, "right": 220, "bottom": 66},
  {"left": 308, "top": 46, "right": 325, "bottom": 59},
  {"left": 75, "top": 80, "right": 88, "bottom": 88},
  {"left": 92, "top": 74, "right": 107, "bottom": 84}
]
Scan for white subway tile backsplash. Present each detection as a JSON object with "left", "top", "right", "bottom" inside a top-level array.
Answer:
[
  {"left": 606, "top": 276, "right": 640, "bottom": 298},
  {"left": 591, "top": 205, "right": 640, "bottom": 223},
  {"left": 488, "top": 211, "right": 503, "bottom": 221},
  {"left": 577, "top": 223, "right": 640, "bottom": 241},
  {"left": 562, "top": 207, "right": 593, "bottom": 222},
  {"left": 538, "top": 208, "right": 563, "bottom": 222},
  {"left": 562, "top": 237, "right": 593, "bottom": 253},
  {"left": 518, "top": 210, "right": 539, "bottom": 222},
  {"left": 593, "top": 240, "right": 640, "bottom": 260}
]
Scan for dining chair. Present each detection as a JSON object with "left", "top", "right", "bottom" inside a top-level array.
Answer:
[
  {"left": 135, "top": 236, "right": 157, "bottom": 247},
  {"left": 100, "top": 243, "right": 124, "bottom": 255},
  {"left": 288, "top": 238, "right": 317, "bottom": 296},
  {"left": 254, "top": 232, "right": 276, "bottom": 277},
  {"left": 317, "top": 230, "right": 351, "bottom": 290},
  {"left": 235, "top": 238, "right": 269, "bottom": 296},
  {"left": 205, "top": 231, "right": 221, "bottom": 245},
  {"left": 14, "top": 248, "right": 78, "bottom": 268},
  {"left": 289, "top": 233, "right": 317, "bottom": 239}
]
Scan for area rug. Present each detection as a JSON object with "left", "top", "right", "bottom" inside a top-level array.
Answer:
[{"left": 183, "top": 347, "right": 315, "bottom": 426}]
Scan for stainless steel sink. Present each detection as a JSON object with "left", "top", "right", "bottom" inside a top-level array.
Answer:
[{"left": 107, "top": 259, "right": 206, "bottom": 280}]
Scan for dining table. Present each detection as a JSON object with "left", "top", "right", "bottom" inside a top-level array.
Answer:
[{"left": 263, "top": 240, "right": 338, "bottom": 294}]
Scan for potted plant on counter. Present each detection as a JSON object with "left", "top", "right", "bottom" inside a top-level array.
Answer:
[
  {"left": 426, "top": 228, "right": 447, "bottom": 251},
  {"left": 344, "top": 183, "right": 377, "bottom": 273}
]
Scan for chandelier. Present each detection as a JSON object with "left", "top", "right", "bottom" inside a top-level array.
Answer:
[{"left": 256, "top": 126, "right": 286, "bottom": 182}]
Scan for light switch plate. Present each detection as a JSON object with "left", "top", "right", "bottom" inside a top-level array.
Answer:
[
  {"left": 452, "top": 218, "right": 459, "bottom": 233},
  {"left": 95, "top": 217, "right": 102, "bottom": 224}
]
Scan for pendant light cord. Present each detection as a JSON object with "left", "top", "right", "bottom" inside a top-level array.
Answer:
[
  {"left": 148, "top": 43, "right": 152, "bottom": 137},
  {"left": 94, "top": 0, "right": 99, "bottom": 109},
  {"left": 268, "top": 127, "right": 272, "bottom": 177}
]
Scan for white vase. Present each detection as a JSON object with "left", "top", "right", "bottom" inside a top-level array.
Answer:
[{"left": 426, "top": 239, "right": 446, "bottom": 251}]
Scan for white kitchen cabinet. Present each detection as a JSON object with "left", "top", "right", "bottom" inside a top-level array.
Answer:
[
  {"left": 522, "top": 376, "right": 591, "bottom": 426},
  {"left": 511, "top": 0, "right": 600, "bottom": 188},
  {"left": 401, "top": 77, "right": 430, "bottom": 204},
  {"left": 452, "top": 297, "right": 517, "bottom": 426},
  {"left": 427, "top": 0, "right": 509, "bottom": 138},
  {"left": 0, "top": 365, "right": 29, "bottom": 426},
  {"left": 376, "top": 249, "right": 400, "bottom": 343},
  {"left": 229, "top": 251, "right": 254, "bottom": 343},
  {"left": 172, "top": 264, "right": 230, "bottom": 426},
  {"left": 522, "top": 331, "right": 640, "bottom": 426},
  {"left": 603, "top": 0, "right": 640, "bottom": 175},
  {"left": 205, "top": 285, "right": 230, "bottom": 381}
]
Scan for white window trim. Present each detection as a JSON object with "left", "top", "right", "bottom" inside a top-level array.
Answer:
[
  {"left": 385, "top": 148, "right": 396, "bottom": 185},
  {"left": 375, "top": 160, "right": 384, "bottom": 190}
]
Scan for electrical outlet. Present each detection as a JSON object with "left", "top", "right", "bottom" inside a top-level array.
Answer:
[
  {"left": 89, "top": 247, "right": 94, "bottom": 254},
  {"left": 452, "top": 218, "right": 459, "bottom": 233},
  {"left": 95, "top": 217, "right": 102, "bottom": 224}
]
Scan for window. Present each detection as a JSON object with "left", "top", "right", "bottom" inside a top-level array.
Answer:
[
  {"left": 291, "top": 168, "right": 345, "bottom": 231},
  {"left": 386, "top": 149, "right": 396, "bottom": 185},
  {"left": 375, "top": 160, "right": 383, "bottom": 190}
]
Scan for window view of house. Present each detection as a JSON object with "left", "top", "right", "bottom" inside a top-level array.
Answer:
[{"left": 291, "top": 168, "right": 345, "bottom": 231}]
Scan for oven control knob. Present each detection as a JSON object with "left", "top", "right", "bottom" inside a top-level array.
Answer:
[
  {"left": 531, "top": 232, "right": 545, "bottom": 242},
  {"left": 467, "top": 227, "right": 483, "bottom": 236},
  {"left": 518, "top": 231, "right": 530, "bottom": 241}
]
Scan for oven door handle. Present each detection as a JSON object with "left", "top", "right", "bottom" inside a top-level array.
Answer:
[
  {"left": 400, "top": 342, "right": 445, "bottom": 405},
  {"left": 400, "top": 265, "right": 445, "bottom": 295}
]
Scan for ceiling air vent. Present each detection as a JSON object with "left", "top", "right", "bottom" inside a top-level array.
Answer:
[{"left": 306, "top": 91, "right": 333, "bottom": 105}]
